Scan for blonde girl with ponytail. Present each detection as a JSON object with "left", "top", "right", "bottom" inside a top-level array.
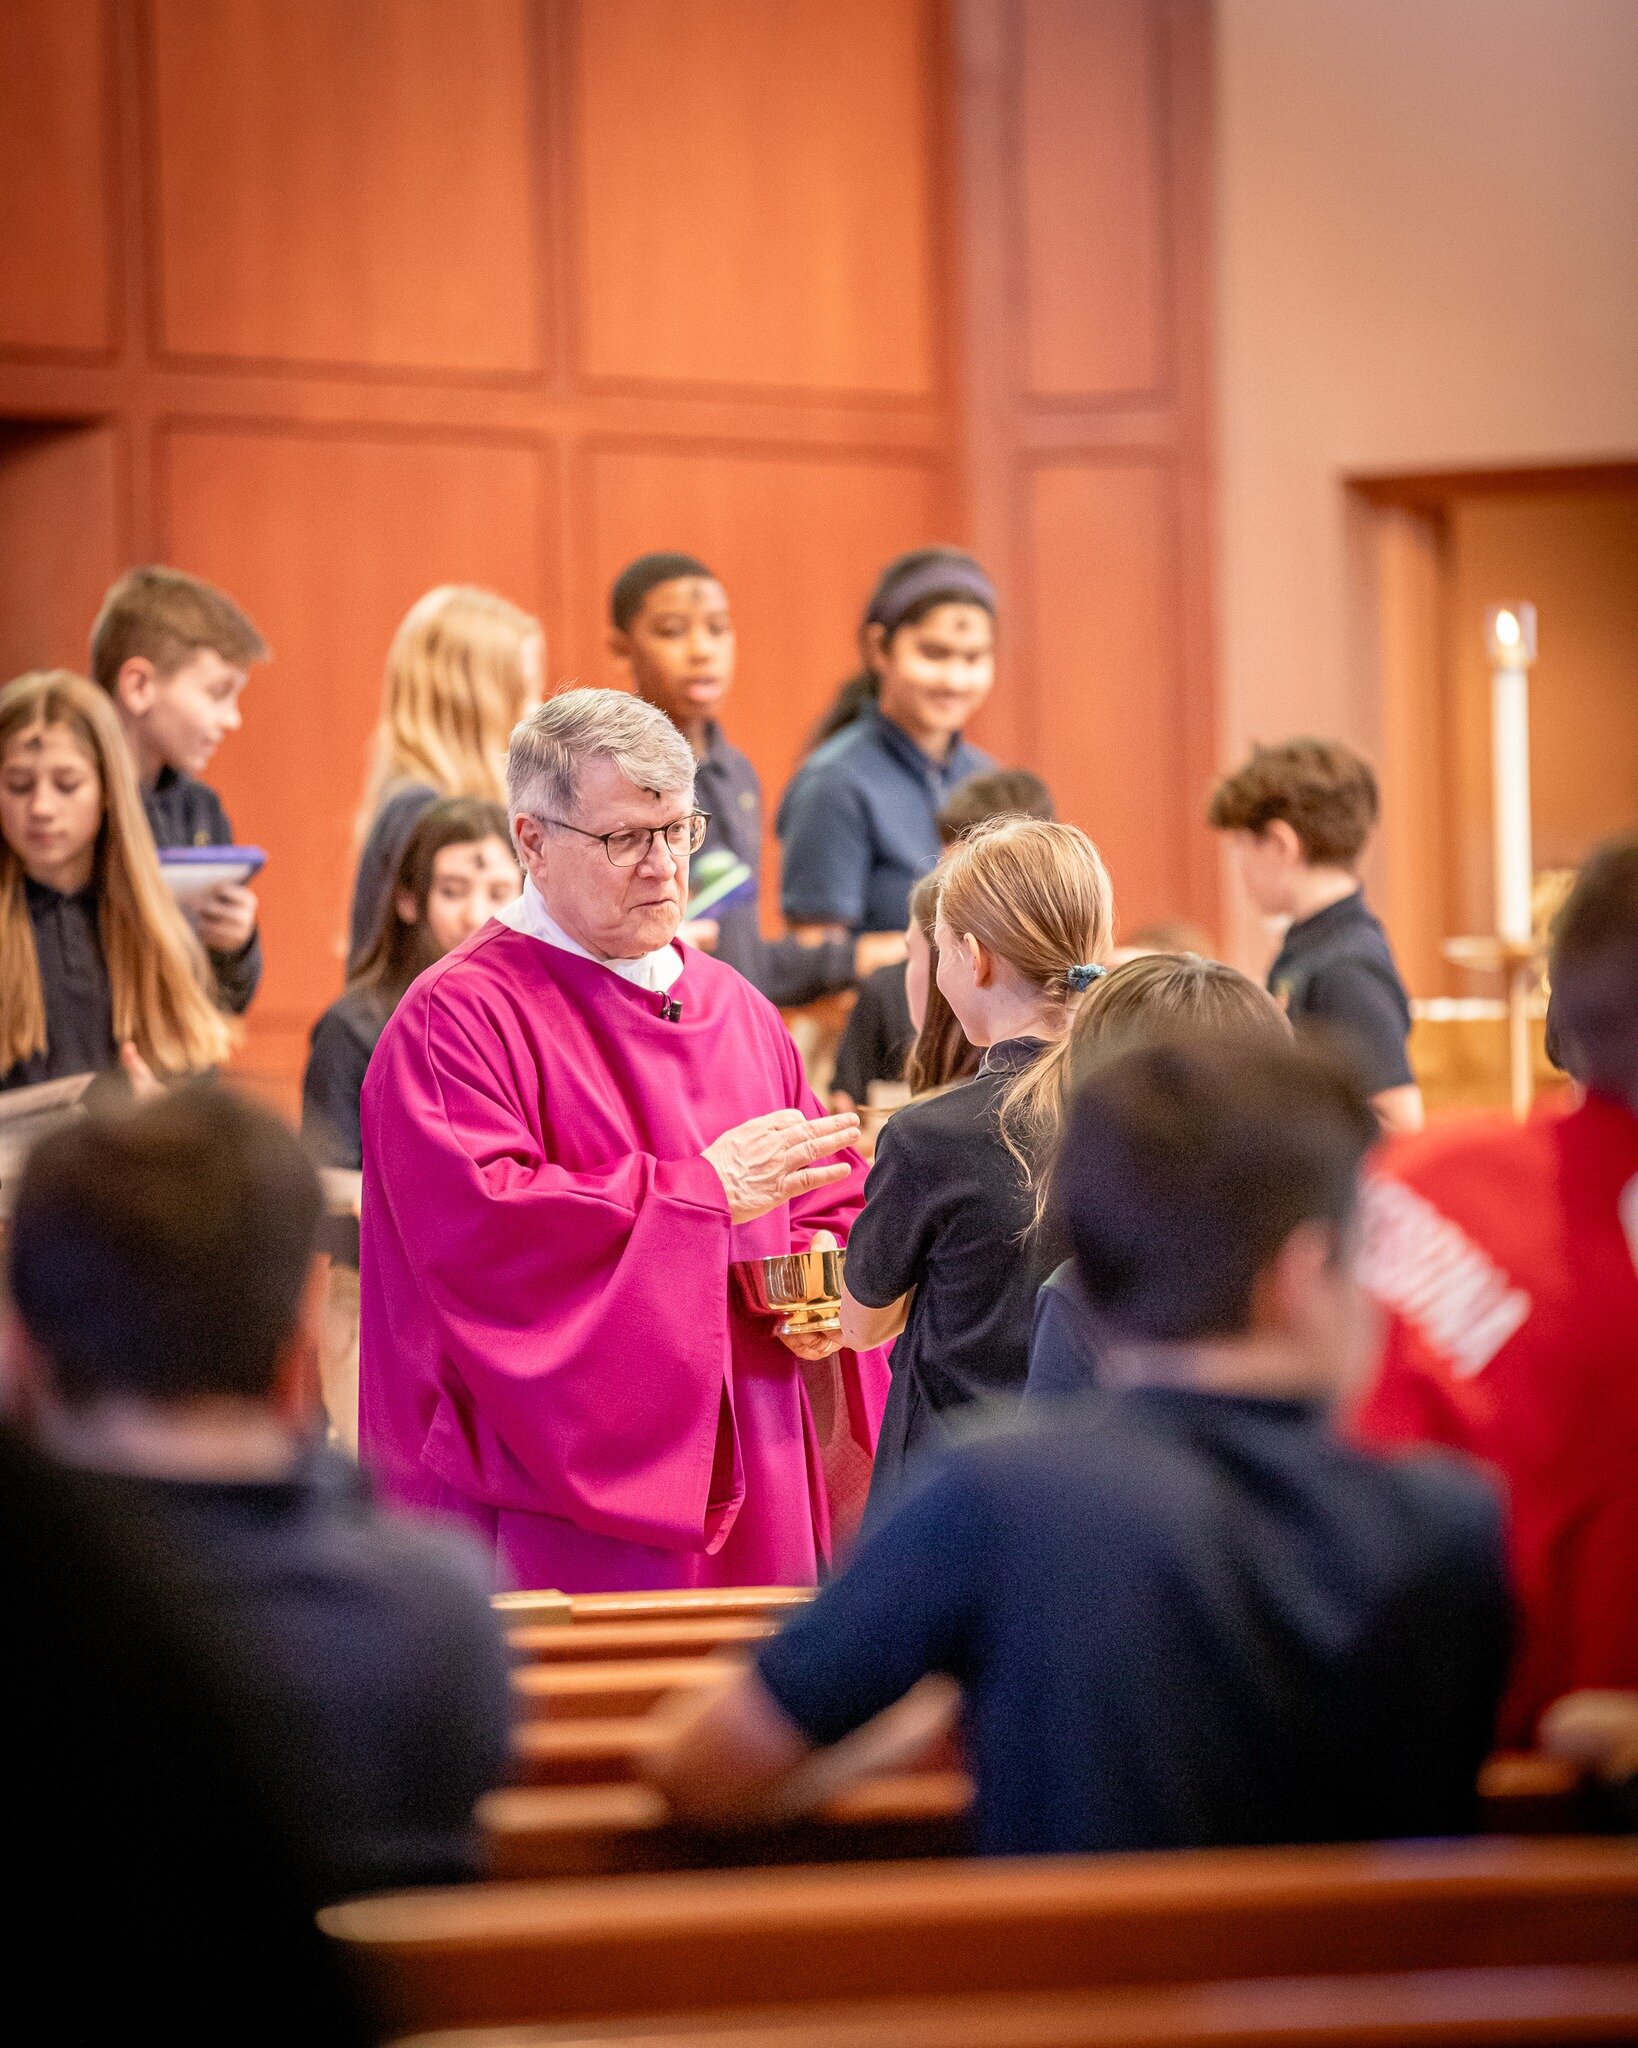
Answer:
[
  {"left": 0, "top": 671, "right": 233, "bottom": 1090},
  {"left": 838, "top": 817, "right": 1114, "bottom": 1521}
]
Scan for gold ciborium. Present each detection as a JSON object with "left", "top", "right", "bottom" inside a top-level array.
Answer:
[{"left": 732, "top": 1244, "right": 846, "bottom": 1341}]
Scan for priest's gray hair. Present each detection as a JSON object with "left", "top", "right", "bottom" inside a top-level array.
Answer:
[{"left": 507, "top": 688, "right": 695, "bottom": 825}]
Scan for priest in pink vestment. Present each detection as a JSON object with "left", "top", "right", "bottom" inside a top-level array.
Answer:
[{"left": 358, "top": 688, "right": 890, "bottom": 1592}]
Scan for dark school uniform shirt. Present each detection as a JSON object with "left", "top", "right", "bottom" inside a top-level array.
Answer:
[
  {"left": 1268, "top": 887, "right": 1413, "bottom": 1095},
  {"left": 846, "top": 1037, "right": 1052, "bottom": 1516},
  {"left": 144, "top": 767, "right": 262, "bottom": 1015},
  {"left": 1, "top": 876, "right": 117, "bottom": 1090},
  {"left": 91, "top": 1446, "right": 514, "bottom": 1898},
  {"left": 348, "top": 780, "right": 439, "bottom": 971},
  {"left": 0, "top": 1425, "right": 373, "bottom": 2046},
  {"left": 757, "top": 1389, "right": 1510, "bottom": 1858},
  {"left": 693, "top": 722, "right": 856, "bottom": 1008},
  {"left": 831, "top": 958, "right": 914, "bottom": 1105},
  {"left": 777, "top": 704, "right": 994, "bottom": 934},
  {"left": 1022, "top": 1258, "right": 1101, "bottom": 1404},
  {"left": 302, "top": 983, "right": 396, "bottom": 1266}
]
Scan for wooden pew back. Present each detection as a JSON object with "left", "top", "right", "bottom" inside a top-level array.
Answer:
[
  {"left": 390, "top": 1962, "right": 1638, "bottom": 2048},
  {"left": 494, "top": 1587, "right": 812, "bottom": 1628},
  {"left": 480, "top": 1774, "right": 973, "bottom": 1880},
  {"left": 511, "top": 1657, "right": 733, "bottom": 1723},
  {"left": 324, "top": 1839, "right": 1638, "bottom": 2035},
  {"left": 507, "top": 1618, "right": 775, "bottom": 1664}
]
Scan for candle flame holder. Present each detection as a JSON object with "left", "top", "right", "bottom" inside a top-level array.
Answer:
[{"left": 732, "top": 1246, "right": 846, "bottom": 1340}]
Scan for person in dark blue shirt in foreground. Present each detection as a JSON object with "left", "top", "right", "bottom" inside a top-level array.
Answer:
[
  {"left": 5, "top": 1082, "right": 513, "bottom": 1899},
  {"left": 645, "top": 1034, "right": 1510, "bottom": 1857}
]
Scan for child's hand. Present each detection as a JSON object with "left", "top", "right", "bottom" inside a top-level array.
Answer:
[
  {"left": 118, "top": 1042, "right": 164, "bottom": 1100},
  {"left": 194, "top": 882, "right": 258, "bottom": 954}
]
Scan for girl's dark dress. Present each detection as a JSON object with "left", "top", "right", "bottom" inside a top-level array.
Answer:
[
  {"left": 301, "top": 985, "right": 395, "bottom": 1265},
  {"left": 845, "top": 1036, "right": 1052, "bottom": 1525}
]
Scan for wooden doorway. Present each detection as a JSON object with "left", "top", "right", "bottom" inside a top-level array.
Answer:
[{"left": 1356, "top": 460, "right": 1638, "bottom": 1001}]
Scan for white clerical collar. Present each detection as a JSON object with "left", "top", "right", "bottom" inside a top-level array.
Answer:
[{"left": 496, "top": 877, "right": 683, "bottom": 994}]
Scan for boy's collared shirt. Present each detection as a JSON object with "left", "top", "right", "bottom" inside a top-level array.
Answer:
[
  {"left": 87, "top": 1444, "right": 512, "bottom": 1897},
  {"left": 144, "top": 766, "right": 262, "bottom": 1014},
  {"left": 1266, "top": 887, "right": 1413, "bottom": 1093},
  {"left": 831, "top": 958, "right": 914, "bottom": 1105},
  {"left": 692, "top": 722, "right": 855, "bottom": 1008},
  {"left": 757, "top": 1387, "right": 1507, "bottom": 1857},
  {"left": 776, "top": 704, "right": 994, "bottom": 934}
]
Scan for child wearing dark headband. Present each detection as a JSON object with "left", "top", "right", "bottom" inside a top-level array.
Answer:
[{"left": 776, "top": 549, "right": 999, "bottom": 941}]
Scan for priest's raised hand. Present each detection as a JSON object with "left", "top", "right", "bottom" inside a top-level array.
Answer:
[{"left": 702, "top": 1108, "right": 861, "bottom": 1224}]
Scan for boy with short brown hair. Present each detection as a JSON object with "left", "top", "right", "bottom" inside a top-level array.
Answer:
[
  {"left": 646, "top": 1036, "right": 1507, "bottom": 1855},
  {"left": 1209, "top": 738, "right": 1421, "bottom": 1132},
  {"left": 90, "top": 566, "right": 269, "bottom": 1012}
]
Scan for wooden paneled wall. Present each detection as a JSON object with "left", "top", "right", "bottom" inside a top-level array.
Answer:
[
  {"left": 954, "top": 0, "right": 1218, "bottom": 931},
  {"left": 0, "top": 0, "right": 1213, "bottom": 1094}
]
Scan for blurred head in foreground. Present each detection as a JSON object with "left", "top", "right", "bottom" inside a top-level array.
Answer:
[
  {"left": 1545, "top": 832, "right": 1638, "bottom": 1106},
  {"left": 1051, "top": 1036, "right": 1379, "bottom": 1403},
  {"left": 5, "top": 1083, "right": 323, "bottom": 1436}
]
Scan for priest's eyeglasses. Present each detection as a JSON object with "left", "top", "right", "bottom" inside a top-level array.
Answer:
[{"left": 542, "top": 810, "right": 710, "bottom": 867}]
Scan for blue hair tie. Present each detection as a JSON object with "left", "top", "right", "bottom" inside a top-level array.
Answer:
[{"left": 1065, "top": 962, "right": 1107, "bottom": 993}]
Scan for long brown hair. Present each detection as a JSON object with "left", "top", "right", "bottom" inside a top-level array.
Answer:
[
  {"left": 1018, "top": 950, "right": 1291, "bottom": 1226},
  {"left": 934, "top": 818, "right": 1114, "bottom": 1180},
  {"left": 0, "top": 671, "right": 234, "bottom": 1076},
  {"left": 903, "top": 869, "right": 979, "bottom": 1096},
  {"left": 350, "top": 795, "right": 513, "bottom": 1004}
]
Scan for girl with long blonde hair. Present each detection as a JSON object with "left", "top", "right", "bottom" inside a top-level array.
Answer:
[
  {"left": 347, "top": 585, "right": 542, "bottom": 966},
  {"left": 0, "top": 671, "right": 233, "bottom": 1089},
  {"left": 838, "top": 817, "right": 1114, "bottom": 1516}
]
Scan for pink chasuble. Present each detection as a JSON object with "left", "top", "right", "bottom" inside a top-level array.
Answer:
[{"left": 357, "top": 923, "right": 890, "bottom": 1592}]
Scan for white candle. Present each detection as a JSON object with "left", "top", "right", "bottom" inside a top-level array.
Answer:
[{"left": 1491, "top": 658, "right": 1533, "bottom": 946}]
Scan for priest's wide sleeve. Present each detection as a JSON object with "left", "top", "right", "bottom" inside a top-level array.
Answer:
[{"left": 365, "top": 987, "right": 735, "bottom": 1552}]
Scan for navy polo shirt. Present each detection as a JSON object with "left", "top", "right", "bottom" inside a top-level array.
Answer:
[
  {"left": 91, "top": 1447, "right": 513, "bottom": 1896},
  {"left": 1267, "top": 888, "right": 1414, "bottom": 1095},
  {"left": 776, "top": 706, "right": 994, "bottom": 934},
  {"left": 1022, "top": 1259, "right": 1101, "bottom": 1404},
  {"left": 693, "top": 724, "right": 855, "bottom": 1008},
  {"left": 757, "top": 1390, "right": 1509, "bottom": 1858}
]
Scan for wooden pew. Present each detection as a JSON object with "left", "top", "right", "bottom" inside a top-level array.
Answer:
[
  {"left": 1477, "top": 1752, "right": 1597, "bottom": 1835},
  {"left": 323, "top": 1838, "right": 1638, "bottom": 2036},
  {"left": 509, "top": 1703, "right": 964, "bottom": 1790},
  {"left": 495, "top": 1587, "right": 812, "bottom": 1629},
  {"left": 490, "top": 1750, "right": 1587, "bottom": 1871},
  {"left": 389, "top": 1962, "right": 1638, "bottom": 2048},
  {"left": 512, "top": 1657, "right": 733, "bottom": 1723},
  {"left": 511, "top": 1718, "right": 672, "bottom": 1788},
  {"left": 507, "top": 1618, "right": 776, "bottom": 1665},
  {"left": 480, "top": 1774, "right": 973, "bottom": 1880}
]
